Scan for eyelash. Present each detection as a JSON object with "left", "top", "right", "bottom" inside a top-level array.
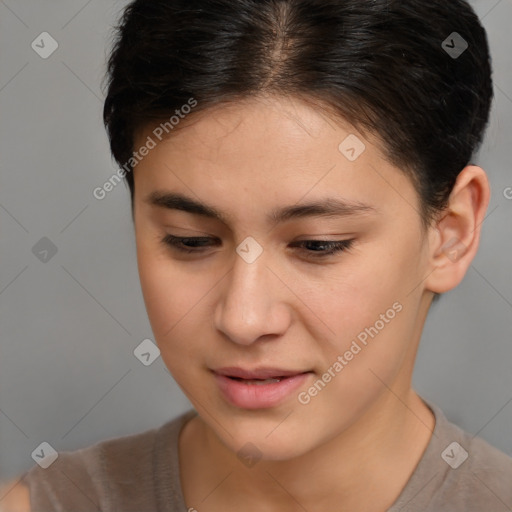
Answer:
[{"left": 161, "top": 235, "right": 354, "bottom": 258}]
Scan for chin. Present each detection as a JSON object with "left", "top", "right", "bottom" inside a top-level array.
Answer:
[
  {"left": 209, "top": 416, "right": 317, "bottom": 463},
  {"left": 237, "top": 436, "right": 311, "bottom": 463}
]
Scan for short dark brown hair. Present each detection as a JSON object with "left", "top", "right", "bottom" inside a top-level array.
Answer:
[{"left": 103, "top": 0, "right": 493, "bottom": 233}]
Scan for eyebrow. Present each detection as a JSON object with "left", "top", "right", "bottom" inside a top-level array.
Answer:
[{"left": 145, "top": 191, "right": 377, "bottom": 225}]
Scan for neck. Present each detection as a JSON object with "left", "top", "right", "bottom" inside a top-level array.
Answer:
[{"left": 180, "top": 387, "right": 435, "bottom": 512}]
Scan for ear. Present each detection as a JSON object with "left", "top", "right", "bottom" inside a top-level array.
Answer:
[{"left": 424, "top": 165, "right": 490, "bottom": 294}]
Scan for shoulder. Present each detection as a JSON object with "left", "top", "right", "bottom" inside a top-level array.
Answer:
[
  {"left": 392, "top": 399, "right": 512, "bottom": 512},
  {"left": 0, "top": 480, "right": 31, "bottom": 512},
  {"left": 438, "top": 403, "right": 512, "bottom": 475},
  {"left": 448, "top": 416, "right": 512, "bottom": 503},
  {"left": 13, "top": 410, "right": 196, "bottom": 512}
]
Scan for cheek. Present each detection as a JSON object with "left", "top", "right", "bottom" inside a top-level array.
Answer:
[
  {"left": 298, "top": 300, "right": 410, "bottom": 436},
  {"left": 304, "top": 238, "right": 419, "bottom": 401},
  {"left": 135, "top": 236, "right": 216, "bottom": 375},
  {"left": 135, "top": 237, "right": 190, "bottom": 347}
]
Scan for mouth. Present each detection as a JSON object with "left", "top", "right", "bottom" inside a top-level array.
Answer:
[
  {"left": 211, "top": 367, "right": 313, "bottom": 409},
  {"left": 213, "top": 366, "right": 311, "bottom": 379},
  {"left": 225, "top": 376, "right": 288, "bottom": 385}
]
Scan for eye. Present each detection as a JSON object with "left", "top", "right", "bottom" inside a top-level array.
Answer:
[
  {"left": 289, "top": 239, "right": 354, "bottom": 258},
  {"left": 161, "top": 235, "right": 218, "bottom": 254},
  {"left": 161, "top": 235, "right": 354, "bottom": 258}
]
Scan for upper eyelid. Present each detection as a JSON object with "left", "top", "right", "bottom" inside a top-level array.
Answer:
[{"left": 163, "top": 235, "right": 353, "bottom": 242}]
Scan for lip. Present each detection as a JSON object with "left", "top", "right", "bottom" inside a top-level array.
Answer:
[
  {"left": 212, "top": 367, "right": 313, "bottom": 409},
  {"left": 213, "top": 366, "right": 309, "bottom": 380}
]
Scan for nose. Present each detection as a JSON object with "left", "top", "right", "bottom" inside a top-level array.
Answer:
[{"left": 213, "top": 246, "right": 291, "bottom": 346}]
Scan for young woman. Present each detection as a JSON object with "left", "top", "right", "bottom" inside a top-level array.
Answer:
[{"left": 4, "top": 0, "right": 512, "bottom": 510}]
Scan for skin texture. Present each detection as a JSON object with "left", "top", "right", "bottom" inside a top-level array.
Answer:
[
  {"left": 130, "top": 94, "right": 490, "bottom": 511},
  {"left": 1, "top": 94, "right": 489, "bottom": 512},
  {"left": 0, "top": 481, "right": 30, "bottom": 512}
]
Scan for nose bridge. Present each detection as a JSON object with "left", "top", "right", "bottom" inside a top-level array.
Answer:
[{"left": 214, "top": 243, "right": 288, "bottom": 345}]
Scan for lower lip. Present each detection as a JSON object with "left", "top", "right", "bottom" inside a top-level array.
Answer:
[{"left": 214, "top": 372, "right": 312, "bottom": 409}]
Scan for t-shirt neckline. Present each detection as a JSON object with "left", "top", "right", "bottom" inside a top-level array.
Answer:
[{"left": 154, "top": 399, "right": 446, "bottom": 511}]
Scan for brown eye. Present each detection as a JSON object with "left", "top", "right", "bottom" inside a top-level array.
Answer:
[
  {"left": 290, "top": 239, "right": 355, "bottom": 258},
  {"left": 161, "top": 235, "right": 218, "bottom": 254}
]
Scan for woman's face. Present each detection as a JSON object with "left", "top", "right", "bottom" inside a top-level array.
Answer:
[{"left": 133, "top": 95, "right": 435, "bottom": 460}]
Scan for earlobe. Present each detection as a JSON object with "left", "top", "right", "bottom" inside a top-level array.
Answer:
[{"left": 424, "top": 165, "right": 490, "bottom": 295}]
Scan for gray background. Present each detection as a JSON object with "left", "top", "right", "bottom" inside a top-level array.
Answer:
[{"left": 1, "top": 0, "right": 511, "bottom": 482}]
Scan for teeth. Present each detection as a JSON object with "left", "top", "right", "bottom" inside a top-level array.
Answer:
[{"left": 243, "top": 378, "right": 282, "bottom": 385}]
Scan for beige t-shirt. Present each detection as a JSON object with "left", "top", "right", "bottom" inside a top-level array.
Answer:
[{"left": 21, "top": 399, "right": 512, "bottom": 511}]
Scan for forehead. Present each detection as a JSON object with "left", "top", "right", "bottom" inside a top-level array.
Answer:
[
  {"left": 132, "top": 95, "right": 420, "bottom": 223},
  {"left": 135, "top": 95, "right": 384, "bottom": 162}
]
